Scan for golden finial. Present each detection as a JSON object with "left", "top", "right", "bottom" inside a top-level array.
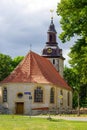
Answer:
[{"left": 50, "top": 9, "right": 54, "bottom": 19}]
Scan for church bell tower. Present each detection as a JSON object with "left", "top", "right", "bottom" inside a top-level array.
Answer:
[{"left": 42, "top": 16, "right": 65, "bottom": 77}]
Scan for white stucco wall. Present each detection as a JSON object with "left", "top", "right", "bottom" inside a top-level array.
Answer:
[
  {"left": 47, "top": 58, "right": 64, "bottom": 77},
  {"left": 0, "top": 83, "right": 72, "bottom": 115}
]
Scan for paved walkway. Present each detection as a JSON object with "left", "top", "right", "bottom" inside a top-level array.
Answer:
[
  {"left": 52, "top": 116, "right": 87, "bottom": 121},
  {"left": 35, "top": 115, "right": 87, "bottom": 121}
]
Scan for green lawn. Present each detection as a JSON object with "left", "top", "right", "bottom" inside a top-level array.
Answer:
[{"left": 0, "top": 115, "right": 87, "bottom": 130}]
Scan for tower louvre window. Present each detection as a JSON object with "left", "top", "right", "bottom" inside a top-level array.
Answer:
[{"left": 50, "top": 35, "right": 52, "bottom": 42}]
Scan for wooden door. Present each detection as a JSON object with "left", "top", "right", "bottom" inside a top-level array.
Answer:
[{"left": 16, "top": 102, "right": 24, "bottom": 114}]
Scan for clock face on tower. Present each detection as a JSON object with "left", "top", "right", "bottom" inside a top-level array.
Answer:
[{"left": 47, "top": 48, "right": 52, "bottom": 53}]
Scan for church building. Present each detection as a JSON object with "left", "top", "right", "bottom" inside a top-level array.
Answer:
[{"left": 0, "top": 18, "right": 72, "bottom": 115}]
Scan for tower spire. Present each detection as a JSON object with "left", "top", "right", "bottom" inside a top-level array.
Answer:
[
  {"left": 41, "top": 13, "right": 65, "bottom": 77},
  {"left": 50, "top": 9, "right": 54, "bottom": 24}
]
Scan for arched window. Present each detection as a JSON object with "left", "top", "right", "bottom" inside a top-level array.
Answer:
[
  {"left": 34, "top": 87, "right": 43, "bottom": 103},
  {"left": 60, "top": 90, "right": 63, "bottom": 105},
  {"left": 67, "top": 92, "right": 70, "bottom": 106},
  {"left": 3, "top": 87, "right": 7, "bottom": 102},
  {"left": 50, "top": 88, "right": 55, "bottom": 103},
  {"left": 60, "top": 90, "right": 63, "bottom": 96}
]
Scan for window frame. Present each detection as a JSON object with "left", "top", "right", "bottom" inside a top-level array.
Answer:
[
  {"left": 17, "top": 93, "right": 23, "bottom": 98},
  {"left": 50, "top": 87, "right": 55, "bottom": 104},
  {"left": 67, "top": 92, "right": 70, "bottom": 106},
  {"left": 34, "top": 86, "right": 43, "bottom": 103},
  {"left": 3, "top": 87, "right": 7, "bottom": 102}
]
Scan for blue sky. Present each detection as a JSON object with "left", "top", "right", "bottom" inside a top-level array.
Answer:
[{"left": 0, "top": 0, "right": 75, "bottom": 65}]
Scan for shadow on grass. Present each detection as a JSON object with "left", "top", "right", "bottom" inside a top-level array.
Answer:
[{"left": 47, "top": 117, "right": 64, "bottom": 122}]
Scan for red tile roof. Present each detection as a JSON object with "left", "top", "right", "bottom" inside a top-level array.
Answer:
[{"left": 1, "top": 51, "right": 72, "bottom": 90}]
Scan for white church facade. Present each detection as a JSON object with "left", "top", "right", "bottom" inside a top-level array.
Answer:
[{"left": 0, "top": 18, "right": 72, "bottom": 115}]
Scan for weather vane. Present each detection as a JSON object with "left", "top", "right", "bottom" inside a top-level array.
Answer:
[
  {"left": 30, "top": 44, "right": 32, "bottom": 51},
  {"left": 50, "top": 9, "right": 54, "bottom": 19}
]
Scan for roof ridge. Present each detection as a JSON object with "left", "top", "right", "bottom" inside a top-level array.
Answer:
[
  {"left": 28, "top": 51, "right": 32, "bottom": 81},
  {"left": 22, "top": 51, "right": 34, "bottom": 82},
  {"left": 30, "top": 52, "right": 48, "bottom": 81},
  {"left": 33, "top": 52, "right": 71, "bottom": 90},
  {"left": 30, "top": 52, "right": 58, "bottom": 84}
]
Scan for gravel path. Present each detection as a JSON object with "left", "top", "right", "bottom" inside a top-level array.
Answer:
[
  {"left": 34, "top": 115, "right": 87, "bottom": 121},
  {"left": 52, "top": 116, "right": 87, "bottom": 121}
]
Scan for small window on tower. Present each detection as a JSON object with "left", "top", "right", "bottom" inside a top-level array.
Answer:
[
  {"left": 53, "top": 59, "right": 55, "bottom": 64},
  {"left": 50, "top": 35, "right": 52, "bottom": 42}
]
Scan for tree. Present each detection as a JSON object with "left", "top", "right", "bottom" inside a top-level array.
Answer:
[
  {"left": 0, "top": 54, "right": 24, "bottom": 81},
  {"left": 64, "top": 66, "right": 87, "bottom": 110},
  {"left": 0, "top": 54, "right": 13, "bottom": 81},
  {"left": 63, "top": 66, "right": 80, "bottom": 108},
  {"left": 12, "top": 56, "right": 24, "bottom": 68},
  {"left": 68, "top": 41, "right": 87, "bottom": 108},
  {"left": 57, "top": 0, "right": 87, "bottom": 84},
  {"left": 57, "top": 0, "right": 87, "bottom": 43},
  {"left": 57, "top": 0, "right": 87, "bottom": 108},
  {"left": 63, "top": 66, "right": 76, "bottom": 87},
  {"left": 69, "top": 38, "right": 87, "bottom": 84}
]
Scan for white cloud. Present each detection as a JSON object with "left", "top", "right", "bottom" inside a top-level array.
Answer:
[{"left": 0, "top": 0, "right": 75, "bottom": 66}]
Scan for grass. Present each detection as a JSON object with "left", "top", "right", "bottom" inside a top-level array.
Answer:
[{"left": 0, "top": 115, "right": 87, "bottom": 130}]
